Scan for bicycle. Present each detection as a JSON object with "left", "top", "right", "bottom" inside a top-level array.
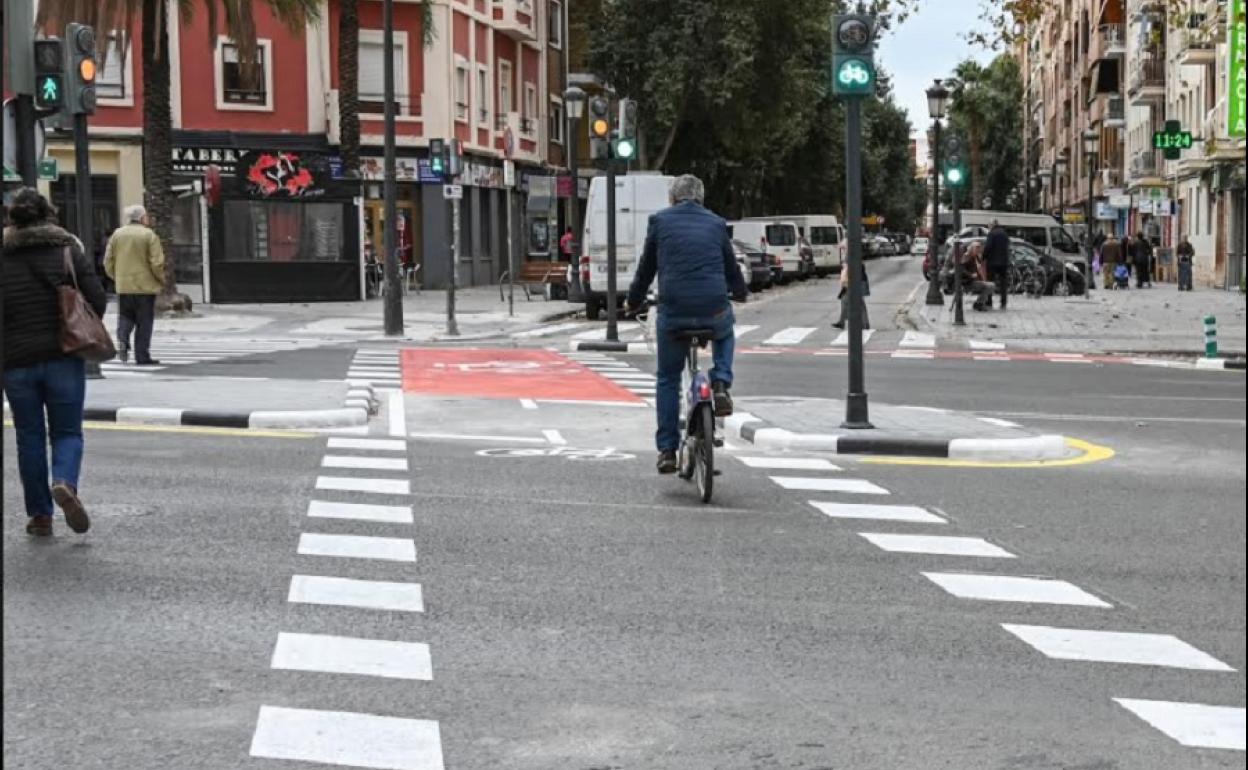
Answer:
[{"left": 635, "top": 305, "right": 721, "bottom": 504}]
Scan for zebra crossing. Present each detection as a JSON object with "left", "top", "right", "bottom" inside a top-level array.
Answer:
[
  {"left": 732, "top": 452, "right": 1245, "bottom": 753},
  {"left": 348, "top": 349, "right": 403, "bottom": 389},
  {"left": 99, "top": 337, "right": 329, "bottom": 376},
  {"left": 565, "top": 350, "right": 655, "bottom": 399}
]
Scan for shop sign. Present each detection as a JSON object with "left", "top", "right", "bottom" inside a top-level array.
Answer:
[
  {"left": 1230, "top": 0, "right": 1245, "bottom": 137},
  {"left": 172, "top": 146, "right": 241, "bottom": 174},
  {"left": 461, "top": 160, "right": 504, "bottom": 189},
  {"left": 556, "top": 174, "right": 575, "bottom": 198},
  {"left": 1095, "top": 201, "right": 1117, "bottom": 220},
  {"left": 1137, "top": 199, "right": 1154, "bottom": 214},
  {"left": 238, "top": 151, "right": 330, "bottom": 198},
  {"left": 1108, "top": 193, "right": 1132, "bottom": 208}
]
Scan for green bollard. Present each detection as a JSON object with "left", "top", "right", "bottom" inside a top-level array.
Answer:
[{"left": 1204, "top": 315, "right": 1218, "bottom": 359}]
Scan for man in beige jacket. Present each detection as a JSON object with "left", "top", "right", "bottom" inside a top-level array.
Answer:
[{"left": 104, "top": 205, "right": 165, "bottom": 364}]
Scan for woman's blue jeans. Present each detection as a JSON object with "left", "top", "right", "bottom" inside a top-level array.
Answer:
[{"left": 3, "top": 357, "right": 86, "bottom": 517}]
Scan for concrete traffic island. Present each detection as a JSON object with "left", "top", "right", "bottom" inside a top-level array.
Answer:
[{"left": 726, "top": 396, "right": 1076, "bottom": 461}]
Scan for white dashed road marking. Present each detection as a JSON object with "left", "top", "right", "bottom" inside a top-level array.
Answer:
[
  {"left": 899, "top": 331, "right": 937, "bottom": 348},
  {"left": 316, "top": 476, "right": 411, "bottom": 495},
  {"left": 250, "top": 706, "right": 445, "bottom": 770},
  {"left": 271, "top": 632, "right": 433, "bottom": 681},
  {"left": 922, "top": 573, "right": 1112, "bottom": 607},
  {"left": 288, "top": 575, "right": 425, "bottom": 613},
  {"left": 832, "top": 328, "right": 874, "bottom": 347},
  {"left": 771, "top": 476, "right": 890, "bottom": 494},
  {"left": 322, "top": 455, "right": 410, "bottom": 471},
  {"left": 328, "top": 437, "right": 408, "bottom": 451},
  {"left": 737, "top": 456, "right": 842, "bottom": 471},
  {"left": 858, "top": 533, "right": 1016, "bottom": 558},
  {"left": 763, "top": 327, "right": 817, "bottom": 346},
  {"left": 1001, "top": 625, "right": 1235, "bottom": 671},
  {"left": 808, "top": 501, "right": 946, "bottom": 523},
  {"left": 307, "top": 500, "right": 414, "bottom": 524},
  {"left": 1113, "top": 700, "right": 1246, "bottom": 751},
  {"left": 297, "top": 533, "right": 417, "bottom": 563}
]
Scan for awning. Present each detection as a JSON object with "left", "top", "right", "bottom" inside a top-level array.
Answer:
[{"left": 1096, "top": 0, "right": 1125, "bottom": 26}]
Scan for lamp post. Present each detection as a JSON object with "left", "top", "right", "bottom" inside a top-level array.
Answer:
[
  {"left": 1083, "top": 128, "right": 1099, "bottom": 295},
  {"left": 924, "top": 79, "right": 950, "bottom": 306},
  {"left": 563, "top": 86, "right": 586, "bottom": 303}
]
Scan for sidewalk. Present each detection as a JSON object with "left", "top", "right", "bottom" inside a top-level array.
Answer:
[
  {"left": 906, "top": 283, "right": 1246, "bottom": 357},
  {"left": 727, "top": 396, "right": 1072, "bottom": 461},
  {"left": 131, "top": 284, "right": 580, "bottom": 342}
]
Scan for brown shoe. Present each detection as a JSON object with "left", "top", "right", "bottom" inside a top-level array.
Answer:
[
  {"left": 51, "top": 483, "right": 90, "bottom": 534},
  {"left": 26, "top": 515, "right": 53, "bottom": 537}
]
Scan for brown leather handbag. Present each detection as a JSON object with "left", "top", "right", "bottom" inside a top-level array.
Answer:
[{"left": 57, "top": 246, "right": 117, "bottom": 362}]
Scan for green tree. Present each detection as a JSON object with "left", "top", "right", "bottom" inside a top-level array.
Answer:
[
  {"left": 946, "top": 54, "right": 1023, "bottom": 212},
  {"left": 38, "top": 0, "right": 320, "bottom": 310}
]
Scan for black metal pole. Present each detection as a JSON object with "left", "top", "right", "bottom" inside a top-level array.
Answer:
[
  {"left": 842, "top": 97, "right": 871, "bottom": 429},
  {"left": 448, "top": 196, "right": 460, "bottom": 335},
  {"left": 605, "top": 159, "right": 618, "bottom": 342},
  {"left": 952, "top": 183, "right": 964, "bottom": 326},
  {"left": 567, "top": 117, "right": 581, "bottom": 295},
  {"left": 1086, "top": 161, "right": 1096, "bottom": 293},
  {"left": 1059, "top": 174, "right": 1068, "bottom": 295},
  {"left": 382, "top": 0, "right": 403, "bottom": 336},
  {"left": 15, "top": 96, "right": 39, "bottom": 185},
  {"left": 73, "top": 113, "right": 103, "bottom": 379},
  {"left": 925, "top": 119, "right": 944, "bottom": 305}
]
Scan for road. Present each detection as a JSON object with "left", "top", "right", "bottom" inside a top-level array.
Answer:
[{"left": 4, "top": 256, "right": 1244, "bottom": 769}]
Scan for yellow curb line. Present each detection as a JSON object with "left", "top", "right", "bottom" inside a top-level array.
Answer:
[
  {"left": 5, "top": 419, "right": 313, "bottom": 440},
  {"left": 859, "top": 438, "right": 1114, "bottom": 468}
]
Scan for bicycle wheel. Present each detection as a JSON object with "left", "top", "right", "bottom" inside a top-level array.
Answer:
[{"left": 694, "top": 404, "right": 715, "bottom": 503}]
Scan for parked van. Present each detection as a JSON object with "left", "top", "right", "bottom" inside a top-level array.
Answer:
[
  {"left": 936, "top": 210, "right": 1083, "bottom": 260},
  {"left": 742, "top": 215, "right": 844, "bottom": 276},
  {"left": 579, "top": 173, "right": 674, "bottom": 320},
  {"left": 728, "top": 219, "right": 806, "bottom": 281}
]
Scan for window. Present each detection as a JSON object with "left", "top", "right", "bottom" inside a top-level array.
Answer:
[
  {"left": 810, "top": 226, "right": 840, "bottom": 245},
  {"left": 765, "top": 225, "right": 796, "bottom": 246},
  {"left": 454, "top": 62, "right": 470, "bottom": 122},
  {"left": 358, "top": 31, "right": 409, "bottom": 115},
  {"left": 477, "top": 66, "right": 490, "bottom": 126},
  {"left": 219, "top": 40, "right": 270, "bottom": 108},
  {"left": 498, "top": 61, "right": 513, "bottom": 120},
  {"left": 523, "top": 83, "right": 537, "bottom": 135},
  {"left": 222, "top": 201, "right": 346, "bottom": 263},
  {"left": 97, "top": 33, "right": 129, "bottom": 101},
  {"left": 549, "top": 100, "right": 564, "bottom": 144},
  {"left": 549, "top": 0, "right": 563, "bottom": 48}
]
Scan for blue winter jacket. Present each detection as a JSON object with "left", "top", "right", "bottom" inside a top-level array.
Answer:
[{"left": 627, "top": 201, "right": 749, "bottom": 315}]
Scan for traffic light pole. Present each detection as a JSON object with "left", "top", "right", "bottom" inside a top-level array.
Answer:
[
  {"left": 15, "top": 96, "right": 39, "bottom": 185},
  {"left": 605, "top": 159, "right": 619, "bottom": 342},
  {"left": 382, "top": 0, "right": 404, "bottom": 336},
  {"left": 842, "top": 96, "right": 871, "bottom": 429},
  {"left": 925, "top": 118, "right": 944, "bottom": 306},
  {"left": 448, "top": 196, "right": 460, "bottom": 336},
  {"left": 73, "top": 112, "right": 105, "bottom": 379},
  {"left": 952, "top": 185, "right": 965, "bottom": 326}
]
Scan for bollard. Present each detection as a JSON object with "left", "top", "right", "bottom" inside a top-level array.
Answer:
[{"left": 1204, "top": 315, "right": 1218, "bottom": 359}]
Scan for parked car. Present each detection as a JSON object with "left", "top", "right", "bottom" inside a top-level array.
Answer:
[
  {"left": 911, "top": 236, "right": 930, "bottom": 257},
  {"left": 729, "top": 220, "right": 806, "bottom": 282},
  {"left": 888, "top": 232, "right": 911, "bottom": 254},
  {"left": 865, "top": 235, "right": 896, "bottom": 258},
  {"left": 732, "top": 239, "right": 773, "bottom": 291}
]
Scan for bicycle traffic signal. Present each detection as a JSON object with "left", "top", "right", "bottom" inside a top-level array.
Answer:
[
  {"left": 832, "top": 14, "right": 876, "bottom": 97},
  {"left": 33, "top": 38, "right": 66, "bottom": 111},
  {"left": 429, "top": 138, "right": 446, "bottom": 176},
  {"left": 65, "top": 24, "right": 98, "bottom": 114}
]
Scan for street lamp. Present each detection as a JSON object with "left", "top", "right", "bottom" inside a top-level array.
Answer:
[
  {"left": 1083, "top": 128, "right": 1099, "bottom": 294},
  {"left": 1054, "top": 154, "right": 1070, "bottom": 294},
  {"left": 924, "top": 79, "right": 950, "bottom": 307},
  {"left": 563, "top": 86, "right": 587, "bottom": 302}
]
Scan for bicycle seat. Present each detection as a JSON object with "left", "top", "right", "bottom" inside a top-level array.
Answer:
[{"left": 671, "top": 328, "right": 716, "bottom": 343}]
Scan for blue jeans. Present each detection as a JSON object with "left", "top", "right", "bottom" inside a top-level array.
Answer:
[
  {"left": 3, "top": 357, "right": 87, "bottom": 517},
  {"left": 655, "top": 306, "right": 735, "bottom": 451}
]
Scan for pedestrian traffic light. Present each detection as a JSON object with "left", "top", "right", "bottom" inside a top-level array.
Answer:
[
  {"left": 447, "top": 138, "right": 463, "bottom": 177},
  {"left": 429, "top": 138, "right": 446, "bottom": 176},
  {"left": 65, "top": 24, "right": 98, "bottom": 114},
  {"left": 615, "top": 98, "right": 637, "bottom": 160},
  {"left": 33, "top": 38, "right": 66, "bottom": 112},
  {"left": 832, "top": 14, "right": 876, "bottom": 97},
  {"left": 588, "top": 96, "right": 611, "bottom": 161},
  {"left": 943, "top": 135, "right": 966, "bottom": 187}
]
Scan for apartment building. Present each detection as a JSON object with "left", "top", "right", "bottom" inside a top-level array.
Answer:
[
  {"left": 1023, "top": 0, "right": 1245, "bottom": 288},
  {"left": 20, "top": 0, "right": 569, "bottom": 301}
]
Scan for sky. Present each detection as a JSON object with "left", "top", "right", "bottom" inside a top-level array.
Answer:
[{"left": 875, "top": 0, "right": 997, "bottom": 166}]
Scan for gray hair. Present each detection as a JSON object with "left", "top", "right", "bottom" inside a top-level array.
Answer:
[
  {"left": 669, "top": 174, "right": 705, "bottom": 205},
  {"left": 124, "top": 204, "right": 146, "bottom": 224}
]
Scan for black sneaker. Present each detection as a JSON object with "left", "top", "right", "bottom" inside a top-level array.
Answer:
[
  {"left": 118, "top": 343, "right": 129, "bottom": 363},
  {"left": 656, "top": 450, "right": 678, "bottom": 475},
  {"left": 712, "top": 381, "right": 733, "bottom": 417},
  {"left": 135, "top": 358, "right": 162, "bottom": 366}
]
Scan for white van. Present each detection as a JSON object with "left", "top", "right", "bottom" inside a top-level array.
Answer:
[
  {"left": 728, "top": 220, "right": 805, "bottom": 281},
  {"left": 579, "top": 173, "right": 674, "bottom": 320},
  {"left": 788, "top": 215, "right": 846, "bottom": 275},
  {"left": 937, "top": 210, "right": 1083, "bottom": 260}
]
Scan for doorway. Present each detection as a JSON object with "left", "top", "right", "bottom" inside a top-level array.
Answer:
[{"left": 363, "top": 194, "right": 421, "bottom": 284}]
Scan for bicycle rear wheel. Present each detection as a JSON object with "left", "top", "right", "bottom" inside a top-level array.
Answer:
[{"left": 694, "top": 404, "right": 714, "bottom": 503}]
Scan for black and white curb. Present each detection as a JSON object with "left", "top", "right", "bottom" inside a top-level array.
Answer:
[
  {"left": 723, "top": 412, "right": 1069, "bottom": 461},
  {"left": 570, "top": 340, "right": 651, "bottom": 353},
  {"left": 1194, "top": 357, "right": 1248, "bottom": 371},
  {"left": 6, "top": 383, "right": 379, "bottom": 431}
]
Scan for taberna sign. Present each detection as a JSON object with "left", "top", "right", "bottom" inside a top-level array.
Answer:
[{"left": 172, "top": 147, "right": 242, "bottom": 174}]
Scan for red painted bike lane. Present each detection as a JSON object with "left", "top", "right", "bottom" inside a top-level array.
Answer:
[{"left": 400, "top": 348, "right": 644, "bottom": 403}]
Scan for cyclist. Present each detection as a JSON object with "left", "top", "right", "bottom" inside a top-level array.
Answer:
[{"left": 626, "top": 174, "right": 748, "bottom": 475}]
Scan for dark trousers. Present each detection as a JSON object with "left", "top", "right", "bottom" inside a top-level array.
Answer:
[
  {"left": 117, "top": 294, "right": 157, "bottom": 362},
  {"left": 655, "top": 307, "right": 735, "bottom": 452},
  {"left": 987, "top": 264, "right": 1009, "bottom": 308},
  {"left": 1134, "top": 261, "right": 1151, "bottom": 288},
  {"left": 1178, "top": 261, "right": 1193, "bottom": 290}
]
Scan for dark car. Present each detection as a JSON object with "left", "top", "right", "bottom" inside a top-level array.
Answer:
[
  {"left": 733, "top": 239, "right": 773, "bottom": 291},
  {"left": 865, "top": 235, "right": 896, "bottom": 258}
]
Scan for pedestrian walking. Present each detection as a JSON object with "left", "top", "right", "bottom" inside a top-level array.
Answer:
[
  {"left": 559, "top": 227, "right": 575, "bottom": 262},
  {"left": 104, "top": 205, "right": 165, "bottom": 364},
  {"left": 1100, "top": 233, "right": 1121, "bottom": 289},
  {"left": 983, "top": 220, "right": 1011, "bottom": 310},
  {"left": 1130, "top": 232, "right": 1153, "bottom": 289},
  {"left": 1176, "top": 236, "right": 1195, "bottom": 291},
  {"left": 2, "top": 188, "right": 107, "bottom": 536},
  {"left": 832, "top": 258, "right": 870, "bottom": 330}
]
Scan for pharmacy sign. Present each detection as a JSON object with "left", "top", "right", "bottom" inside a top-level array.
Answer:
[{"left": 1231, "top": 0, "right": 1246, "bottom": 137}]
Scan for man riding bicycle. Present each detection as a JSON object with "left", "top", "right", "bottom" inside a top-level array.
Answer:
[{"left": 626, "top": 174, "right": 748, "bottom": 475}]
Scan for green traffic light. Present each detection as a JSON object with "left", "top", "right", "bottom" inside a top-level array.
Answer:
[
  {"left": 833, "top": 57, "right": 875, "bottom": 95},
  {"left": 614, "top": 138, "right": 636, "bottom": 160},
  {"left": 945, "top": 168, "right": 964, "bottom": 185},
  {"left": 38, "top": 75, "right": 62, "bottom": 104}
]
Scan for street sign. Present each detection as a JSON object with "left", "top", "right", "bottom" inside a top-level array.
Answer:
[
  {"left": 443, "top": 184, "right": 463, "bottom": 200},
  {"left": 1153, "top": 120, "right": 1193, "bottom": 159},
  {"left": 1230, "top": 0, "right": 1245, "bottom": 137},
  {"left": 38, "top": 158, "right": 58, "bottom": 180}
]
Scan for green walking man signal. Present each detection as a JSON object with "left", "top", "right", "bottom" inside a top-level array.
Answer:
[{"left": 33, "top": 38, "right": 66, "bottom": 111}]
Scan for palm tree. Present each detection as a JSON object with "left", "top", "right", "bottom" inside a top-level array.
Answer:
[
  {"left": 948, "top": 60, "right": 990, "bottom": 210},
  {"left": 38, "top": 0, "right": 319, "bottom": 311},
  {"left": 337, "top": 0, "right": 436, "bottom": 179}
]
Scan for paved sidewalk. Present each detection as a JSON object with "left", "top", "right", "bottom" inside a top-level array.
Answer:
[
  {"left": 132, "top": 284, "right": 580, "bottom": 342},
  {"left": 907, "top": 283, "right": 1246, "bottom": 356}
]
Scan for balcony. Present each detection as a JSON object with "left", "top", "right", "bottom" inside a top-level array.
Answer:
[
  {"left": 1105, "top": 94, "right": 1125, "bottom": 127},
  {"left": 1096, "top": 24, "right": 1127, "bottom": 58},
  {"left": 491, "top": 0, "right": 538, "bottom": 42},
  {"left": 1127, "top": 59, "right": 1165, "bottom": 106},
  {"left": 1178, "top": 28, "right": 1217, "bottom": 66},
  {"left": 1129, "top": 149, "right": 1164, "bottom": 184}
]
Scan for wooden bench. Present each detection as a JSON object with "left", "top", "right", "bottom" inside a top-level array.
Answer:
[{"left": 511, "top": 260, "right": 569, "bottom": 300}]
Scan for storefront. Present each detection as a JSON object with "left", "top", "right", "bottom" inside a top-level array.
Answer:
[{"left": 206, "top": 149, "right": 362, "bottom": 303}]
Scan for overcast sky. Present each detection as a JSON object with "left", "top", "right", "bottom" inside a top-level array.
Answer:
[{"left": 875, "top": 0, "right": 997, "bottom": 164}]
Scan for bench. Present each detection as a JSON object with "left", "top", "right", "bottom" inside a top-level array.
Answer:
[{"left": 505, "top": 260, "right": 569, "bottom": 300}]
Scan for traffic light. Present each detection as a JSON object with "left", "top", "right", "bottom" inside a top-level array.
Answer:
[
  {"left": 447, "top": 138, "right": 463, "bottom": 177},
  {"left": 33, "top": 37, "right": 66, "bottom": 112},
  {"left": 943, "top": 135, "right": 966, "bottom": 187},
  {"left": 588, "top": 96, "right": 611, "bottom": 161},
  {"left": 65, "top": 24, "right": 98, "bottom": 114},
  {"left": 429, "top": 138, "right": 446, "bottom": 176},
  {"left": 831, "top": 14, "right": 876, "bottom": 97},
  {"left": 614, "top": 98, "right": 637, "bottom": 161}
]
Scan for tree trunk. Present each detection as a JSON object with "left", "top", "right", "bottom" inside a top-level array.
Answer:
[
  {"left": 969, "top": 124, "right": 983, "bottom": 210},
  {"left": 338, "top": 0, "right": 361, "bottom": 175},
  {"left": 143, "top": 0, "right": 191, "bottom": 312}
]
